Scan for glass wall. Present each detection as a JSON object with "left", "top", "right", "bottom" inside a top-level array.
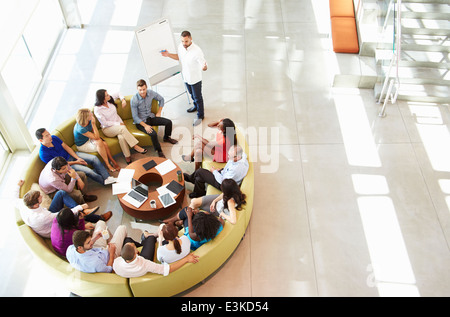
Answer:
[
  {"left": 0, "top": 0, "right": 65, "bottom": 118},
  {"left": 0, "top": 0, "right": 66, "bottom": 177},
  {"left": 0, "top": 132, "right": 10, "bottom": 175}
]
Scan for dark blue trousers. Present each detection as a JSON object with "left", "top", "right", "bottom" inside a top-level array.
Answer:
[{"left": 185, "top": 81, "right": 204, "bottom": 119}]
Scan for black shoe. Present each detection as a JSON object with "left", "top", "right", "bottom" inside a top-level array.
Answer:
[
  {"left": 83, "top": 194, "right": 97, "bottom": 203},
  {"left": 157, "top": 150, "right": 166, "bottom": 158},
  {"left": 163, "top": 137, "right": 178, "bottom": 144},
  {"left": 187, "top": 106, "right": 197, "bottom": 113},
  {"left": 135, "top": 148, "right": 148, "bottom": 154},
  {"left": 141, "top": 230, "right": 150, "bottom": 242},
  {"left": 189, "top": 192, "right": 202, "bottom": 199}
]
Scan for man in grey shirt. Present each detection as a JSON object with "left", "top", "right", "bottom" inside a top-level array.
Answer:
[{"left": 130, "top": 79, "right": 178, "bottom": 158}]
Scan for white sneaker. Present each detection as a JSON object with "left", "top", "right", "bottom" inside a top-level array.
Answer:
[
  {"left": 104, "top": 176, "right": 117, "bottom": 185},
  {"left": 193, "top": 118, "right": 203, "bottom": 126}
]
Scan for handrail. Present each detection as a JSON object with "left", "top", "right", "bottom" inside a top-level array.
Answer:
[{"left": 378, "top": 0, "right": 402, "bottom": 117}]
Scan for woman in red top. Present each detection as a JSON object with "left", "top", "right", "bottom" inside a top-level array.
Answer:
[{"left": 182, "top": 118, "right": 237, "bottom": 170}]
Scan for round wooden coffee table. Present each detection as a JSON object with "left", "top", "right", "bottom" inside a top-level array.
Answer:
[{"left": 118, "top": 157, "right": 185, "bottom": 220}]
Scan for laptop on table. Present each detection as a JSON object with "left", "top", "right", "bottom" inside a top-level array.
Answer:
[{"left": 122, "top": 179, "right": 148, "bottom": 208}]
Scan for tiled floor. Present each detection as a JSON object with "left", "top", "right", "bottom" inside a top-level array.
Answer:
[{"left": 2, "top": 0, "right": 450, "bottom": 297}]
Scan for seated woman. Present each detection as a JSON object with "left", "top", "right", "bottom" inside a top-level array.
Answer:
[
  {"left": 93, "top": 89, "right": 147, "bottom": 164},
  {"left": 182, "top": 118, "right": 237, "bottom": 170},
  {"left": 156, "top": 222, "right": 191, "bottom": 264},
  {"left": 162, "top": 207, "right": 224, "bottom": 251},
  {"left": 51, "top": 207, "right": 95, "bottom": 256},
  {"left": 74, "top": 108, "right": 120, "bottom": 172},
  {"left": 190, "top": 178, "right": 246, "bottom": 225}
]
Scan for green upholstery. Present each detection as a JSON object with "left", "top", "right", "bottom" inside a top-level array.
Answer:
[
  {"left": 53, "top": 96, "right": 159, "bottom": 164},
  {"left": 15, "top": 100, "right": 254, "bottom": 296},
  {"left": 17, "top": 221, "right": 133, "bottom": 297},
  {"left": 128, "top": 129, "right": 254, "bottom": 297}
]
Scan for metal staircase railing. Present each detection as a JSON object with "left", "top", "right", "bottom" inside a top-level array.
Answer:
[{"left": 377, "top": 0, "right": 402, "bottom": 117}]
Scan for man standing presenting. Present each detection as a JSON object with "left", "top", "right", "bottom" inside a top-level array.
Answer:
[{"left": 161, "top": 30, "right": 207, "bottom": 126}]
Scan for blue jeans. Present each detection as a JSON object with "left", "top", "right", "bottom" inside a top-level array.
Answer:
[
  {"left": 68, "top": 152, "right": 110, "bottom": 185},
  {"left": 49, "top": 190, "right": 101, "bottom": 222},
  {"left": 185, "top": 81, "right": 204, "bottom": 119}
]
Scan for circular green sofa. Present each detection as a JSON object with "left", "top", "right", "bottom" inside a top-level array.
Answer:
[{"left": 15, "top": 96, "right": 254, "bottom": 297}]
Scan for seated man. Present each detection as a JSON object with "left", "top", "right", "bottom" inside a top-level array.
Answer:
[
  {"left": 66, "top": 224, "right": 128, "bottom": 273},
  {"left": 14, "top": 180, "right": 109, "bottom": 238},
  {"left": 39, "top": 156, "right": 97, "bottom": 204},
  {"left": 36, "top": 128, "right": 116, "bottom": 185},
  {"left": 184, "top": 144, "right": 249, "bottom": 198},
  {"left": 130, "top": 79, "right": 178, "bottom": 158},
  {"left": 113, "top": 230, "right": 199, "bottom": 278}
]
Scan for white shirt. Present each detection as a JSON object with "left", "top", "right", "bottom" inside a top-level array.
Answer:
[
  {"left": 156, "top": 235, "right": 191, "bottom": 264},
  {"left": 213, "top": 152, "right": 249, "bottom": 185},
  {"left": 215, "top": 199, "right": 237, "bottom": 220},
  {"left": 14, "top": 185, "right": 82, "bottom": 238},
  {"left": 177, "top": 41, "right": 206, "bottom": 85},
  {"left": 113, "top": 255, "right": 170, "bottom": 278},
  {"left": 93, "top": 92, "right": 124, "bottom": 129}
]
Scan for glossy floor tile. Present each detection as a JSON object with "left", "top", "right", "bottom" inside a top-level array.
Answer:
[{"left": 1, "top": 0, "right": 450, "bottom": 297}]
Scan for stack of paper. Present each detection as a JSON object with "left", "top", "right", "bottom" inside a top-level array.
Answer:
[
  {"left": 112, "top": 169, "right": 135, "bottom": 195},
  {"left": 155, "top": 159, "right": 176, "bottom": 175}
]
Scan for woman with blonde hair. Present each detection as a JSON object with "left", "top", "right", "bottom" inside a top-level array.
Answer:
[
  {"left": 74, "top": 108, "right": 120, "bottom": 172},
  {"left": 94, "top": 89, "right": 147, "bottom": 164}
]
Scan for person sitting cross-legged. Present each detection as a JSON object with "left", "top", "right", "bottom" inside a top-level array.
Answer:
[
  {"left": 93, "top": 89, "right": 148, "bottom": 165},
  {"left": 74, "top": 108, "right": 120, "bottom": 173}
]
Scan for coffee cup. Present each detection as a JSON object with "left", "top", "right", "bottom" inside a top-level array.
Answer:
[
  {"left": 150, "top": 200, "right": 156, "bottom": 208},
  {"left": 102, "top": 229, "right": 110, "bottom": 240}
]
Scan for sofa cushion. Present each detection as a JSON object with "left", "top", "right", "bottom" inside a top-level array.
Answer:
[
  {"left": 331, "top": 16, "right": 360, "bottom": 53},
  {"left": 329, "top": 0, "right": 355, "bottom": 18},
  {"left": 20, "top": 148, "right": 45, "bottom": 198}
]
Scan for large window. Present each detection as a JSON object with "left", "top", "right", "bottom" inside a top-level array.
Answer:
[
  {"left": 1, "top": 37, "right": 42, "bottom": 117},
  {"left": 0, "top": 132, "right": 10, "bottom": 176},
  {"left": 0, "top": 0, "right": 65, "bottom": 118},
  {"left": 0, "top": 0, "right": 66, "bottom": 175}
]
